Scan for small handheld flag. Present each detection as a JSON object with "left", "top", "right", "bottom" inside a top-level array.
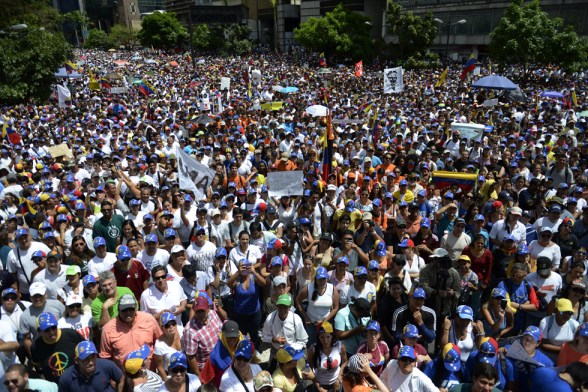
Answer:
[
  {"left": 138, "top": 80, "right": 156, "bottom": 97},
  {"left": 435, "top": 68, "right": 448, "bottom": 87},
  {"left": 460, "top": 54, "right": 476, "bottom": 80},
  {"left": 319, "top": 52, "right": 327, "bottom": 67},
  {"left": 354, "top": 61, "right": 363, "bottom": 77}
]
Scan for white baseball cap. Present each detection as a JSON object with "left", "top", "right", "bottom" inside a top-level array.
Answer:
[
  {"left": 29, "top": 282, "right": 47, "bottom": 296},
  {"left": 66, "top": 294, "right": 83, "bottom": 306}
]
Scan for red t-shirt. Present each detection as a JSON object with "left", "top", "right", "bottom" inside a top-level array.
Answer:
[{"left": 112, "top": 259, "right": 150, "bottom": 300}]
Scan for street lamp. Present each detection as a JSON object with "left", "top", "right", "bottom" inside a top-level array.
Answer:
[{"left": 434, "top": 18, "right": 466, "bottom": 61}]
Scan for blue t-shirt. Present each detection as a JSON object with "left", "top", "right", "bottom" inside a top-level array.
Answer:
[
  {"left": 507, "top": 346, "right": 554, "bottom": 392},
  {"left": 233, "top": 275, "right": 260, "bottom": 315},
  {"left": 58, "top": 358, "right": 123, "bottom": 392},
  {"left": 423, "top": 360, "right": 462, "bottom": 389},
  {"left": 531, "top": 367, "right": 573, "bottom": 392},
  {"left": 464, "top": 351, "right": 515, "bottom": 391}
]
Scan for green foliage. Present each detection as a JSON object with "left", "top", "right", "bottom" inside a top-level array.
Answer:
[
  {"left": 386, "top": 1, "right": 438, "bottom": 61},
  {"left": 109, "top": 24, "right": 137, "bottom": 47},
  {"left": 84, "top": 29, "right": 111, "bottom": 49},
  {"left": 294, "top": 4, "right": 375, "bottom": 61},
  {"left": 489, "top": 0, "right": 588, "bottom": 70},
  {"left": 0, "top": 28, "right": 71, "bottom": 104},
  {"left": 404, "top": 52, "right": 441, "bottom": 70},
  {"left": 0, "top": 0, "right": 62, "bottom": 32},
  {"left": 138, "top": 12, "right": 188, "bottom": 49},
  {"left": 193, "top": 23, "right": 252, "bottom": 55}
]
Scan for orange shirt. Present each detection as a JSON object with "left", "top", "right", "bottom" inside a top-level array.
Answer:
[
  {"left": 99, "top": 311, "right": 162, "bottom": 368},
  {"left": 274, "top": 159, "right": 297, "bottom": 171}
]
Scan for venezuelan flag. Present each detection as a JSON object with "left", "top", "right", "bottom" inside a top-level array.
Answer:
[
  {"left": 322, "top": 110, "right": 334, "bottom": 182},
  {"left": 65, "top": 61, "right": 77, "bottom": 74},
  {"left": 435, "top": 68, "right": 448, "bottom": 87},
  {"left": 432, "top": 171, "right": 478, "bottom": 192},
  {"left": 139, "top": 81, "right": 156, "bottom": 96},
  {"left": 100, "top": 78, "right": 112, "bottom": 89},
  {"left": 319, "top": 52, "right": 327, "bottom": 67},
  {"left": 460, "top": 54, "right": 476, "bottom": 80}
]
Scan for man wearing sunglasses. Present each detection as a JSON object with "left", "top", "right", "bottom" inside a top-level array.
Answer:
[
  {"left": 30, "top": 312, "right": 83, "bottom": 383},
  {"left": 3, "top": 363, "right": 57, "bottom": 392}
]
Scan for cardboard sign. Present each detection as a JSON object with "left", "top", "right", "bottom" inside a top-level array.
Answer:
[
  {"left": 506, "top": 340, "right": 544, "bottom": 366},
  {"left": 220, "top": 77, "right": 231, "bottom": 91},
  {"left": 267, "top": 171, "right": 304, "bottom": 198},
  {"left": 483, "top": 98, "right": 499, "bottom": 107},
  {"left": 110, "top": 87, "right": 129, "bottom": 94},
  {"left": 48, "top": 144, "right": 72, "bottom": 158}
]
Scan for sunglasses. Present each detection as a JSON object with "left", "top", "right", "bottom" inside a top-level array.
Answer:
[
  {"left": 3, "top": 379, "right": 18, "bottom": 386},
  {"left": 2, "top": 295, "right": 17, "bottom": 301},
  {"left": 43, "top": 326, "right": 58, "bottom": 332},
  {"left": 165, "top": 321, "right": 177, "bottom": 328},
  {"left": 153, "top": 275, "right": 167, "bottom": 281},
  {"left": 170, "top": 367, "right": 186, "bottom": 374},
  {"left": 235, "top": 356, "right": 251, "bottom": 362},
  {"left": 560, "top": 311, "right": 574, "bottom": 316},
  {"left": 67, "top": 304, "right": 82, "bottom": 309}
]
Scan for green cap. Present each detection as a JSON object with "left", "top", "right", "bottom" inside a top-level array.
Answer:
[
  {"left": 66, "top": 265, "right": 81, "bottom": 275},
  {"left": 276, "top": 294, "right": 292, "bottom": 307}
]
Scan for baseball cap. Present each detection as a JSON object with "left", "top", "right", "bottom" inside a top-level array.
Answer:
[
  {"left": 29, "top": 282, "right": 47, "bottom": 296},
  {"left": 32, "top": 250, "right": 46, "bottom": 259},
  {"left": 537, "top": 256, "right": 553, "bottom": 274},
  {"left": 273, "top": 276, "right": 287, "bottom": 286},
  {"left": 403, "top": 324, "right": 419, "bottom": 338},
  {"left": 457, "top": 305, "right": 474, "bottom": 320},
  {"left": 492, "top": 287, "right": 507, "bottom": 298},
  {"left": 37, "top": 312, "right": 58, "bottom": 331},
  {"left": 116, "top": 245, "right": 131, "bottom": 260},
  {"left": 366, "top": 320, "right": 380, "bottom": 332},
  {"left": 1, "top": 288, "right": 16, "bottom": 298},
  {"left": 254, "top": 371, "right": 274, "bottom": 391},
  {"left": 267, "top": 238, "right": 282, "bottom": 250},
  {"left": 352, "top": 298, "right": 371, "bottom": 317},
  {"left": 412, "top": 287, "right": 426, "bottom": 299},
  {"left": 169, "top": 351, "right": 188, "bottom": 370},
  {"left": 118, "top": 293, "right": 136, "bottom": 311},
  {"left": 160, "top": 311, "right": 176, "bottom": 326},
  {"left": 83, "top": 275, "right": 97, "bottom": 287},
  {"left": 368, "top": 260, "right": 380, "bottom": 270},
  {"left": 430, "top": 248, "right": 449, "bottom": 258},
  {"left": 270, "top": 256, "right": 283, "bottom": 267},
  {"left": 517, "top": 244, "right": 529, "bottom": 255},
  {"left": 276, "top": 345, "right": 304, "bottom": 363},
  {"left": 523, "top": 326, "right": 542, "bottom": 342},
  {"left": 124, "top": 344, "right": 150, "bottom": 374},
  {"left": 66, "top": 294, "right": 83, "bottom": 307},
  {"left": 354, "top": 266, "right": 368, "bottom": 276},
  {"left": 316, "top": 266, "right": 328, "bottom": 279},
  {"left": 556, "top": 298, "right": 574, "bottom": 313},
  {"left": 75, "top": 341, "right": 98, "bottom": 360},
  {"left": 164, "top": 228, "right": 177, "bottom": 239},
  {"left": 222, "top": 320, "right": 240, "bottom": 338},
  {"left": 235, "top": 339, "right": 254, "bottom": 360},
  {"left": 442, "top": 343, "right": 461, "bottom": 371},
  {"left": 444, "top": 191, "right": 454, "bottom": 200},
  {"left": 15, "top": 228, "right": 28, "bottom": 239},
  {"left": 276, "top": 294, "right": 292, "bottom": 307},
  {"left": 93, "top": 236, "right": 106, "bottom": 247},
  {"left": 420, "top": 217, "right": 431, "bottom": 228},
  {"left": 398, "top": 346, "right": 417, "bottom": 360},
  {"left": 215, "top": 247, "right": 227, "bottom": 258},
  {"left": 346, "top": 201, "right": 355, "bottom": 213},
  {"left": 171, "top": 244, "right": 185, "bottom": 254},
  {"left": 399, "top": 238, "right": 414, "bottom": 248},
  {"left": 145, "top": 233, "right": 158, "bottom": 243},
  {"left": 478, "top": 339, "right": 497, "bottom": 365},
  {"left": 319, "top": 321, "right": 334, "bottom": 334},
  {"left": 474, "top": 214, "right": 485, "bottom": 222}
]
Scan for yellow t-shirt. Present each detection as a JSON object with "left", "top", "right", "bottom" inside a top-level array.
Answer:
[{"left": 272, "top": 359, "right": 305, "bottom": 392}]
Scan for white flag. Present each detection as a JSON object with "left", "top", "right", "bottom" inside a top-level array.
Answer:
[
  {"left": 57, "top": 85, "right": 71, "bottom": 108},
  {"left": 384, "top": 67, "right": 403, "bottom": 94},
  {"left": 176, "top": 147, "right": 215, "bottom": 201}
]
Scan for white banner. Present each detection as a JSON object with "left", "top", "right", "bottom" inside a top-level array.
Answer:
[
  {"left": 110, "top": 87, "right": 129, "bottom": 94},
  {"left": 483, "top": 98, "right": 499, "bottom": 107},
  {"left": 384, "top": 67, "right": 403, "bottom": 94},
  {"left": 176, "top": 147, "right": 215, "bottom": 200},
  {"left": 57, "top": 85, "right": 71, "bottom": 108},
  {"left": 220, "top": 77, "right": 231, "bottom": 91},
  {"left": 266, "top": 171, "right": 304, "bottom": 198}
]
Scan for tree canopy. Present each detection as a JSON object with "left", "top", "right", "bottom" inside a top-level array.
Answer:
[
  {"left": 294, "top": 4, "right": 375, "bottom": 61},
  {"left": 489, "top": 0, "right": 588, "bottom": 70},
  {"left": 193, "top": 23, "right": 252, "bottom": 55},
  {"left": 386, "top": 0, "right": 438, "bottom": 61},
  {"left": 138, "top": 12, "right": 188, "bottom": 49}
]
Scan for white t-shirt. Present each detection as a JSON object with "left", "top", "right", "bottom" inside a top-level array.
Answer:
[
  {"left": 158, "top": 374, "right": 201, "bottom": 392},
  {"left": 0, "top": 319, "right": 19, "bottom": 386},
  {"left": 525, "top": 271, "right": 563, "bottom": 304},
  {"left": 140, "top": 280, "right": 188, "bottom": 326},
  {"left": 88, "top": 253, "right": 117, "bottom": 277},
  {"left": 6, "top": 242, "right": 51, "bottom": 294},
  {"left": 186, "top": 241, "right": 217, "bottom": 272},
  {"left": 340, "top": 282, "right": 377, "bottom": 306},
  {"left": 33, "top": 266, "right": 68, "bottom": 300},
  {"left": 380, "top": 360, "right": 438, "bottom": 392},
  {"left": 228, "top": 245, "right": 263, "bottom": 273},
  {"left": 139, "top": 249, "right": 171, "bottom": 271},
  {"left": 528, "top": 241, "right": 562, "bottom": 269},
  {"left": 154, "top": 342, "right": 180, "bottom": 373},
  {"left": 219, "top": 364, "right": 262, "bottom": 392},
  {"left": 539, "top": 315, "right": 579, "bottom": 347},
  {"left": 0, "top": 301, "right": 31, "bottom": 334},
  {"left": 57, "top": 313, "right": 95, "bottom": 340}
]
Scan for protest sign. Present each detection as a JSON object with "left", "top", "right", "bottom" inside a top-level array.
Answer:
[
  {"left": 450, "top": 122, "right": 485, "bottom": 141},
  {"left": 176, "top": 147, "right": 215, "bottom": 200},
  {"left": 220, "top": 77, "right": 231, "bottom": 90},
  {"left": 483, "top": 98, "right": 499, "bottom": 107},
  {"left": 110, "top": 87, "right": 129, "bottom": 94},
  {"left": 384, "top": 67, "right": 403, "bottom": 93},
  {"left": 267, "top": 171, "right": 304, "bottom": 198},
  {"left": 57, "top": 85, "right": 71, "bottom": 108},
  {"left": 506, "top": 340, "right": 544, "bottom": 366},
  {"left": 48, "top": 144, "right": 73, "bottom": 158}
]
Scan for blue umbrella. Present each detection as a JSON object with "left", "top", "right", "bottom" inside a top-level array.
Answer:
[
  {"left": 472, "top": 75, "right": 518, "bottom": 90},
  {"left": 540, "top": 91, "right": 564, "bottom": 99},
  {"left": 280, "top": 86, "right": 299, "bottom": 94}
]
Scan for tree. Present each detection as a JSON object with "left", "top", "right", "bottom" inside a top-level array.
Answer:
[
  {"left": 192, "top": 23, "right": 212, "bottom": 51},
  {"left": 0, "top": 28, "right": 71, "bottom": 104},
  {"left": 386, "top": 0, "right": 438, "bottom": 61},
  {"left": 109, "top": 24, "right": 137, "bottom": 47},
  {"left": 193, "top": 23, "right": 252, "bottom": 55},
  {"left": 138, "top": 12, "right": 188, "bottom": 49},
  {"left": 84, "top": 29, "right": 111, "bottom": 49},
  {"left": 294, "top": 4, "right": 376, "bottom": 61},
  {"left": 61, "top": 10, "right": 89, "bottom": 47},
  {"left": 489, "top": 0, "right": 588, "bottom": 71},
  {"left": 223, "top": 24, "right": 252, "bottom": 55}
]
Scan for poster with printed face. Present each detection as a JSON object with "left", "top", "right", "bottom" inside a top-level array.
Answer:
[
  {"left": 267, "top": 171, "right": 304, "bottom": 198},
  {"left": 384, "top": 67, "right": 403, "bottom": 94}
]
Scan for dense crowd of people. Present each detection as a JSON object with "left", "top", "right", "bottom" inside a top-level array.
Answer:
[{"left": 0, "top": 48, "right": 587, "bottom": 392}]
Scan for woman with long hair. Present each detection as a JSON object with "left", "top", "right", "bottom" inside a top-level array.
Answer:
[
  {"left": 296, "top": 267, "right": 340, "bottom": 346},
  {"left": 561, "top": 247, "right": 588, "bottom": 275},
  {"left": 557, "top": 322, "right": 588, "bottom": 366},
  {"left": 57, "top": 294, "right": 94, "bottom": 341},
  {"left": 553, "top": 218, "right": 578, "bottom": 260},
  {"left": 308, "top": 321, "right": 347, "bottom": 392},
  {"left": 153, "top": 311, "right": 182, "bottom": 379},
  {"left": 65, "top": 234, "right": 96, "bottom": 276},
  {"left": 357, "top": 321, "right": 389, "bottom": 376},
  {"left": 272, "top": 345, "right": 306, "bottom": 392},
  {"left": 295, "top": 253, "right": 315, "bottom": 296},
  {"left": 159, "top": 352, "right": 201, "bottom": 392},
  {"left": 481, "top": 287, "right": 515, "bottom": 339},
  {"left": 120, "top": 219, "right": 144, "bottom": 248},
  {"left": 124, "top": 347, "right": 164, "bottom": 392}
]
